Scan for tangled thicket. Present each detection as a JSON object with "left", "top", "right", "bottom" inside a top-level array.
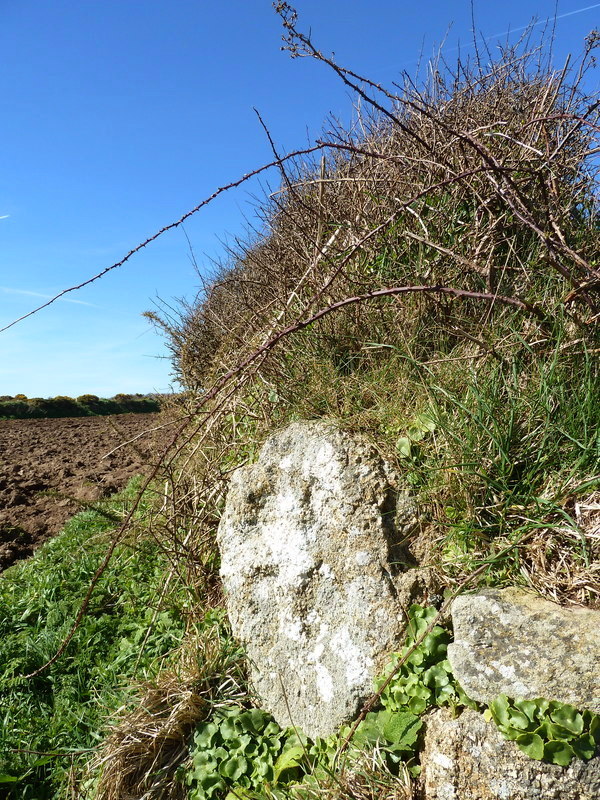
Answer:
[
  {"left": 151, "top": 28, "right": 599, "bottom": 394},
  {"left": 144, "top": 19, "right": 600, "bottom": 609}
]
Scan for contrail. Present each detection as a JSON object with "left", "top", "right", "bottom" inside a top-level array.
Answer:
[
  {"left": 0, "top": 286, "right": 98, "bottom": 307},
  {"left": 375, "top": 3, "right": 600, "bottom": 74},
  {"left": 0, "top": 214, "right": 10, "bottom": 220},
  {"left": 488, "top": 3, "right": 600, "bottom": 42}
]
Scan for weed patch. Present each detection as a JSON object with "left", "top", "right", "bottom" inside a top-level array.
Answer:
[{"left": 0, "top": 478, "right": 189, "bottom": 799}]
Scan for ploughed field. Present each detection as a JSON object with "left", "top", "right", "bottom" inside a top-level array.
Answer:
[{"left": 0, "top": 412, "right": 165, "bottom": 570}]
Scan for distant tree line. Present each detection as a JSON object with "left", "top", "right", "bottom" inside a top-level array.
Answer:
[{"left": 0, "top": 393, "right": 162, "bottom": 420}]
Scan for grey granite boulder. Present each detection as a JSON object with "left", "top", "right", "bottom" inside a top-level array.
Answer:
[
  {"left": 422, "top": 708, "right": 600, "bottom": 800},
  {"left": 448, "top": 588, "right": 600, "bottom": 712},
  {"left": 217, "top": 420, "right": 420, "bottom": 739}
]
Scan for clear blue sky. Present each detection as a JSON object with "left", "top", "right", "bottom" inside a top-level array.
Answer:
[{"left": 1, "top": 1, "right": 598, "bottom": 398}]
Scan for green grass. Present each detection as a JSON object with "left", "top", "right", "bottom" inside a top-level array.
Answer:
[{"left": 0, "top": 478, "right": 190, "bottom": 799}]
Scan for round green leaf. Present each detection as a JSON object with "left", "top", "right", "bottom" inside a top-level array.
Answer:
[
  {"left": 218, "top": 718, "right": 238, "bottom": 740},
  {"left": 220, "top": 756, "right": 248, "bottom": 781},
  {"left": 571, "top": 734, "right": 597, "bottom": 761},
  {"left": 490, "top": 695, "right": 511, "bottom": 727},
  {"left": 515, "top": 732, "right": 545, "bottom": 760},
  {"left": 512, "top": 699, "right": 539, "bottom": 723},
  {"left": 264, "top": 721, "right": 281, "bottom": 737},
  {"left": 396, "top": 437, "right": 412, "bottom": 458},
  {"left": 194, "top": 722, "right": 219, "bottom": 748},
  {"left": 543, "top": 740, "right": 575, "bottom": 766},
  {"left": 436, "top": 683, "right": 458, "bottom": 705},
  {"left": 407, "top": 425, "right": 425, "bottom": 442},
  {"left": 193, "top": 751, "right": 217, "bottom": 770},
  {"left": 589, "top": 714, "right": 600, "bottom": 743},
  {"left": 199, "top": 773, "right": 226, "bottom": 797},
  {"left": 408, "top": 695, "right": 428, "bottom": 714},
  {"left": 423, "top": 664, "right": 450, "bottom": 689},
  {"left": 508, "top": 707, "right": 533, "bottom": 731},
  {"left": 534, "top": 720, "right": 569, "bottom": 742},
  {"left": 550, "top": 705, "right": 584, "bottom": 736}
]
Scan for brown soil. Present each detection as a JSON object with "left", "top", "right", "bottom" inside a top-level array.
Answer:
[{"left": 0, "top": 413, "right": 167, "bottom": 571}]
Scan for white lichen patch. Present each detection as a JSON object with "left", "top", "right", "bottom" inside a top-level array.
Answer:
[
  {"left": 432, "top": 752, "right": 455, "bottom": 770},
  {"left": 318, "top": 562, "right": 333, "bottom": 578},
  {"left": 330, "top": 626, "right": 373, "bottom": 688},
  {"left": 314, "top": 662, "right": 334, "bottom": 702}
]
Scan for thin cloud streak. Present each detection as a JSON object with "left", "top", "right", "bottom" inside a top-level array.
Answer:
[
  {"left": 487, "top": 3, "right": 600, "bottom": 41},
  {"left": 375, "top": 2, "right": 600, "bottom": 75},
  {"left": 0, "top": 286, "right": 99, "bottom": 307}
]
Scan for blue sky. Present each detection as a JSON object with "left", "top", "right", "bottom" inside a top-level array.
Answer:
[{"left": 1, "top": 1, "right": 598, "bottom": 398}]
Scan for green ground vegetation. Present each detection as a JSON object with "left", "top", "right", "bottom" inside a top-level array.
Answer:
[{"left": 0, "top": 478, "right": 190, "bottom": 798}]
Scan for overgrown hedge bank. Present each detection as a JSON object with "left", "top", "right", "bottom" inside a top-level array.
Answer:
[{"left": 0, "top": 393, "right": 162, "bottom": 420}]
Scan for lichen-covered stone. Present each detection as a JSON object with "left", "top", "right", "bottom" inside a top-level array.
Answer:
[
  {"left": 217, "top": 420, "right": 419, "bottom": 739},
  {"left": 448, "top": 588, "right": 600, "bottom": 712},
  {"left": 422, "top": 708, "right": 600, "bottom": 800}
]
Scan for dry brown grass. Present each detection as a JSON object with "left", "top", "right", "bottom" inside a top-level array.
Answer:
[
  {"left": 91, "top": 624, "right": 246, "bottom": 800},
  {"left": 519, "top": 491, "right": 600, "bottom": 607}
]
